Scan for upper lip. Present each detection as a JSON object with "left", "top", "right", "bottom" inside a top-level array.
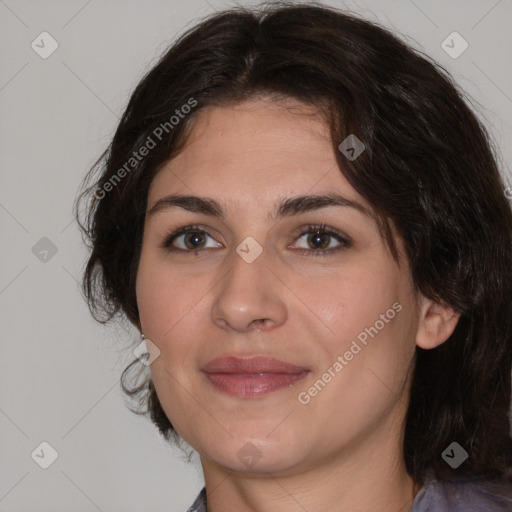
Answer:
[{"left": 201, "top": 356, "right": 309, "bottom": 374}]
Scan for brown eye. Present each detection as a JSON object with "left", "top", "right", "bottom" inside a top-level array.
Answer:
[
  {"left": 182, "top": 231, "right": 207, "bottom": 249},
  {"left": 161, "top": 226, "right": 222, "bottom": 252},
  {"left": 307, "top": 231, "right": 331, "bottom": 250},
  {"left": 160, "top": 224, "right": 350, "bottom": 256},
  {"left": 292, "top": 224, "right": 351, "bottom": 256}
]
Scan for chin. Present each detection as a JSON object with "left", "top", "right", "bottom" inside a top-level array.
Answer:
[{"left": 199, "top": 432, "right": 309, "bottom": 475}]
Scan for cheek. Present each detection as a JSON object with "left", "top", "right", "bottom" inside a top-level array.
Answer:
[
  {"left": 136, "top": 265, "right": 171, "bottom": 337},
  {"left": 296, "top": 260, "right": 403, "bottom": 345},
  {"left": 298, "top": 303, "right": 416, "bottom": 443},
  {"left": 135, "top": 253, "right": 211, "bottom": 378},
  {"left": 135, "top": 258, "right": 205, "bottom": 432},
  {"left": 297, "top": 260, "right": 414, "bottom": 404},
  {"left": 136, "top": 250, "right": 198, "bottom": 337}
]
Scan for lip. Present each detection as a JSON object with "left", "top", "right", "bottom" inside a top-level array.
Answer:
[{"left": 201, "top": 356, "right": 310, "bottom": 398}]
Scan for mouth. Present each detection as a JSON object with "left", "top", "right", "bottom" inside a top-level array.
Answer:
[{"left": 200, "top": 356, "right": 310, "bottom": 398}]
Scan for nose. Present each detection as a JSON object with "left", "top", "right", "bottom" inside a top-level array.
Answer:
[{"left": 210, "top": 246, "right": 287, "bottom": 334}]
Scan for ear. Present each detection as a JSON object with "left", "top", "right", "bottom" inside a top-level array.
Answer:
[{"left": 415, "top": 296, "right": 460, "bottom": 349}]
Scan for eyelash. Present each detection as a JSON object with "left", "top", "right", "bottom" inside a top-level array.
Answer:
[{"left": 160, "top": 223, "right": 351, "bottom": 257}]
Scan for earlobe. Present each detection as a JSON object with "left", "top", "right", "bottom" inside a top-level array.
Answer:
[{"left": 415, "top": 296, "right": 460, "bottom": 350}]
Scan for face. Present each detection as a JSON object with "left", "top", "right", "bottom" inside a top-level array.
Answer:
[{"left": 135, "top": 97, "right": 421, "bottom": 476}]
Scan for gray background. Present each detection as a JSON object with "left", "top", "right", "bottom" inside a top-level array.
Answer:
[{"left": 1, "top": 0, "right": 511, "bottom": 510}]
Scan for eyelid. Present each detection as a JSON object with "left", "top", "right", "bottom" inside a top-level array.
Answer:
[
  {"left": 289, "top": 223, "right": 351, "bottom": 255},
  {"left": 160, "top": 223, "right": 351, "bottom": 255},
  {"left": 160, "top": 224, "right": 221, "bottom": 251}
]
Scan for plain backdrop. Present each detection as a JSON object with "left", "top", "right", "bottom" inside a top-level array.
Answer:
[{"left": 1, "top": 0, "right": 511, "bottom": 510}]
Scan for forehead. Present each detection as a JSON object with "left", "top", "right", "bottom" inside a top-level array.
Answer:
[{"left": 148, "top": 98, "right": 371, "bottom": 214}]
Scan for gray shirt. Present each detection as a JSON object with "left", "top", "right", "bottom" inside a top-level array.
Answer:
[{"left": 185, "top": 472, "right": 512, "bottom": 511}]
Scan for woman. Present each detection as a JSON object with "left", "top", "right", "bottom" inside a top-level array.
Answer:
[{"left": 76, "top": 2, "right": 512, "bottom": 510}]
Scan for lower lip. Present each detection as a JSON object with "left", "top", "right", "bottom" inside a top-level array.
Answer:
[{"left": 203, "top": 371, "right": 309, "bottom": 398}]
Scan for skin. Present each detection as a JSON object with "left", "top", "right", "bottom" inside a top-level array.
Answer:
[{"left": 135, "top": 97, "right": 460, "bottom": 512}]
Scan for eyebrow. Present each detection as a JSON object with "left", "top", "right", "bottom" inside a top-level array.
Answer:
[{"left": 147, "top": 193, "right": 372, "bottom": 220}]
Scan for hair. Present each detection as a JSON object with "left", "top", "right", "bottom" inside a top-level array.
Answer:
[{"left": 75, "top": 0, "right": 512, "bottom": 484}]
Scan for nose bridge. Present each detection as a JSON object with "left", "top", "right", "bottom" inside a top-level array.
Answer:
[
  {"left": 225, "top": 230, "right": 270, "bottom": 288},
  {"left": 211, "top": 241, "right": 287, "bottom": 332},
  {"left": 221, "top": 242, "right": 270, "bottom": 306}
]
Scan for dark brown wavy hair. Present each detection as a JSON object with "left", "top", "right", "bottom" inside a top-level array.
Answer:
[{"left": 75, "top": 1, "right": 512, "bottom": 484}]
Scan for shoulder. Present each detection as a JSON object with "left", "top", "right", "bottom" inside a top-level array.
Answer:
[
  {"left": 410, "top": 472, "right": 512, "bottom": 512},
  {"left": 185, "top": 487, "right": 207, "bottom": 512}
]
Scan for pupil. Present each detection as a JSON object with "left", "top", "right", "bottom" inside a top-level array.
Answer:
[
  {"left": 310, "top": 232, "right": 329, "bottom": 249},
  {"left": 186, "top": 232, "right": 204, "bottom": 249}
]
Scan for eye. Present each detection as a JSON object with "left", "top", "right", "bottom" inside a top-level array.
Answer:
[
  {"left": 161, "top": 225, "right": 221, "bottom": 252},
  {"left": 160, "top": 223, "right": 351, "bottom": 256},
  {"left": 291, "top": 224, "right": 351, "bottom": 256}
]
